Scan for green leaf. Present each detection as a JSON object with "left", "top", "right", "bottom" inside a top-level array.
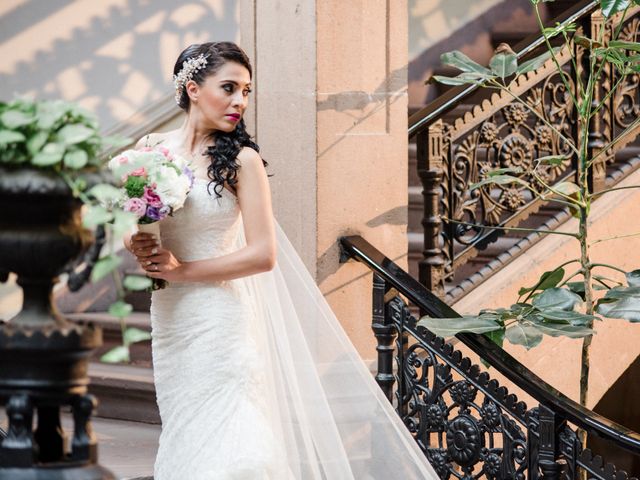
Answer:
[
  {"left": 600, "top": 0, "right": 633, "bottom": 18},
  {"left": 26, "top": 131, "right": 48, "bottom": 154},
  {"left": 485, "top": 328, "right": 505, "bottom": 348},
  {"left": 108, "top": 300, "right": 132, "bottom": 318},
  {"left": 487, "top": 167, "right": 523, "bottom": 177},
  {"left": 537, "top": 308, "right": 598, "bottom": 326},
  {"left": 597, "top": 296, "right": 640, "bottom": 321},
  {"left": 517, "top": 48, "right": 560, "bottom": 74},
  {"left": 63, "top": 149, "right": 88, "bottom": 169},
  {"left": 505, "top": 323, "right": 543, "bottom": 349},
  {"left": 518, "top": 268, "right": 565, "bottom": 296},
  {"left": 91, "top": 255, "right": 123, "bottom": 282},
  {"left": 100, "top": 345, "right": 130, "bottom": 364},
  {"left": 532, "top": 287, "right": 582, "bottom": 311},
  {"left": 57, "top": 124, "right": 94, "bottom": 145},
  {"left": 88, "top": 184, "right": 122, "bottom": 203},
  {"left": 32, "top": 142, "right": 65, "bottom": 166},
  {"left": 431, "top": 72, "right": 493, "bottom": 86},
  {"left": 490, "top": 52, "right": 518, "bottom": 80},
  {"left": 0, "top": 130, "right": 26, "bottom": 145},
  {"left": 441, "top": 51, "right": 493, "bottom": 75},
  {"left": 608, "top": 40, "right": 640, "bottom": 52},
  {"left": 36, "top": 102, "right": 67, "bottom": 130},
  {"left": 626, "top": 269, "right": 640, "bottom": 287},
  {"left": 533, "top": 322, "right": 595, "bottom": 338},
  {"left": 123, "top": 275, "right": 153, "bottom": 291},
  {"left": 0, "top": 110, "right": 34, "bottom": 128},
  {"left": 112, "top": 210, "right": 138, "bottom": 240},
  {"left": 470, "top": 174, "right": 530, "bottom": 191},
  {"left": 82, "top": 205, "right": 113, "bottom": 228},
  {"left": 123, "top": 327, "right": 151, "bottom": 346},
  {"left": 536, "top": 155, "right": 565, "bottom": 166},
  {"left": 417, "top": 316, "right": 502, "bottom": 338},
  {"left": 603, "top": 286, "right": 640, "bottom": 300}
]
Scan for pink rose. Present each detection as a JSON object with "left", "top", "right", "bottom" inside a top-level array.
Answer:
[
  {"left": 143, "top": 186, "right": 163, "bottom": 208},
  {"left": 129, "top": 167, "right": 147, "bottom": 177},
  {"left": 141, "top": 146, "right": 153, "bottom": 152},
  {"left": 123, "top": 197, "right": 146, "bottom": 218},
  {"left": 117, "top": 155, "right": 129, "bottom": 165},
  {"left": 156, "top": 146, "right": 173, "bottom": 160}
]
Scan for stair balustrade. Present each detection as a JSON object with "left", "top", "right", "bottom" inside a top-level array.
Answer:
[
  {"left": 340, "top": 234, "right": 640, "bottom": 479},
  {"left": 410, "top": 0, "right": 640, "bottom": 301}
]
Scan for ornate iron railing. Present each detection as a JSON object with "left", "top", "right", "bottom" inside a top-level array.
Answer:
[
  {"left": 410, "top": 0, "right": 640, "bottom": 299},
  {"left": 339, "top": 234, "right": 640, "bottom": 479}
]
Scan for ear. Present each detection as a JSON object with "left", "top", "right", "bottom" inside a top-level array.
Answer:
[{"left": 185, "top": 80, "right": 200, "bottom": 102}]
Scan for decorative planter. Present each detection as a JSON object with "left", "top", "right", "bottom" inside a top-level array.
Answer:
[{"left": 0, "top": 166, "right": 114, "bottom": 479}]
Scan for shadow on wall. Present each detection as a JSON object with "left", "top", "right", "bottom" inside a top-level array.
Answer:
[
  {"left": 408, "top": 0, "right": 540, "bottom": 108},
  {"left": 589, "top": 355, "right": 640, "bottom": 473},
  {"left": 0, "top": 0, "right": 239, "bottom": 132}
]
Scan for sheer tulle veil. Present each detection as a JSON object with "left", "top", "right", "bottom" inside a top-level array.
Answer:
[{"left": 233, "top": 215, "right": 438, "bottom": 479}]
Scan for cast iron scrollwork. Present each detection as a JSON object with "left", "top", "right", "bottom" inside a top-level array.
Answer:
[
  {"left": 389, "top": 296, "right": 529, "bottom": 479},
  {"left": 445, "top": 72, "right": 576, "bottom": 248},
  {"left": 613, "top": 17, "right": 640, "bottom": 134}
]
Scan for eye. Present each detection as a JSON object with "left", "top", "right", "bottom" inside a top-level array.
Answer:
[
  {"left": 243, "top": 88, "right": 252, "bottom": 97},
  {"left": 222, "top": 84, "right": 234, "bottom": 93}
]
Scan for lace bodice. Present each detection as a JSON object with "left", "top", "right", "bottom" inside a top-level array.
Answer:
[{"left": 158, "top": 178, "right": 241, "bottom": 263}]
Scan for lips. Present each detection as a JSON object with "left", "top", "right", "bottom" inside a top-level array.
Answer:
[{"left": 225, "top": 114, "right": 241, "bottom": 121}]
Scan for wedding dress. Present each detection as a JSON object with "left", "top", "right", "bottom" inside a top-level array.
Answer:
[{"left": 150, "top": 177, "right": 438, "bottom": 479}]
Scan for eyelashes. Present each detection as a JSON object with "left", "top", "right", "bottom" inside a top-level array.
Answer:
[{"left": 222, "top": 84, "right": 252, "bottom": 96}]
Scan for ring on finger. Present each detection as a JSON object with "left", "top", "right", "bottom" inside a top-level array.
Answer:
[
  {"left": 145, "top": 260, "right": 153, "bottom": 266},
  {"left": 151, "top": 247, "right": 158, "bottom": 255}
]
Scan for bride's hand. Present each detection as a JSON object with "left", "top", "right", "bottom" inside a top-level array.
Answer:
[
  {"left": 141, "top": 247, "right": 184, "bottom": 282},
  {"left": 130, "top": 233, "right": 185, "bottom": 282}
]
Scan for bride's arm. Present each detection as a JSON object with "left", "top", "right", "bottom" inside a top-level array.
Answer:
[{"left": 146, "top": 146, "right": 276, "bottom": 282}]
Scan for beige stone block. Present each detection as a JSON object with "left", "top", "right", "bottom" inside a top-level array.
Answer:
[{"left": 452, "top": 168, "right": 640, "bottom": 408}]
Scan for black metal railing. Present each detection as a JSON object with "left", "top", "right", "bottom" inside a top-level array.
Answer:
[
  {"left": 339, "top": 234, "right": 640, "bottom": 479},
  {"left": 409, "top": 0, "right": 640, "bottom": 300}
]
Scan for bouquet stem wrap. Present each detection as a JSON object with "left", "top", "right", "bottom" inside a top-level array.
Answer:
[{"left": 138, "top": 222, "right": 161, "bottom": 246}]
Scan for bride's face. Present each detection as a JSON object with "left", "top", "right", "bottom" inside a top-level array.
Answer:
[{"left": 188, "top": 61, "right": 252, "bottom": 132}]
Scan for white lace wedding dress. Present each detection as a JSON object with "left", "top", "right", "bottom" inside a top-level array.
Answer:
[{"left": 150, "top": 177, "right": 438, "bottom": 479}]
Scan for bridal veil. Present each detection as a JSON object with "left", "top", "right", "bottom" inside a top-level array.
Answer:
[{"left": 234, "top": 216, "right": 438, "bottom": 479}]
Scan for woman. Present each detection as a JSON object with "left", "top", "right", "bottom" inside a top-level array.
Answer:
[{"left": 125, "top": 42, "right": 438, "bottom": 479}]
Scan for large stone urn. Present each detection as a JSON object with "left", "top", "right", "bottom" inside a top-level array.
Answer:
[{"left": 0, "top": 167, "right": 115, "bottom": 479}]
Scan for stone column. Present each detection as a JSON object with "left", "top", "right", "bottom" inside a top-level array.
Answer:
[{"left": 241, "top": 0, "right": 408, "bottom": 359}]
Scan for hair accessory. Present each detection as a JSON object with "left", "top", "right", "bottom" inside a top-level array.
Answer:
[{"left": 173, "top": 53, "right": 209, "bottom": 105}]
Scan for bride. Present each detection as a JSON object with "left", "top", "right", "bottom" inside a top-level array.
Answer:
[{"left": 124, "top": 41, "right": 438, "bottom": 479}]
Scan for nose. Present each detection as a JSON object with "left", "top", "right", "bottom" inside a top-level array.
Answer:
[{"left": 231, "top": 90, "right": 246, "bottom": 110}]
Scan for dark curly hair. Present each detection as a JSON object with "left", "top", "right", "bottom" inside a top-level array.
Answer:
[{"left": 173, "top": 41, "right": 269, "bottom": 199}]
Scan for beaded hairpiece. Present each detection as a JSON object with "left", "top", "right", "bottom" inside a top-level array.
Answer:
[{"left": 173, "top": 53, "right": 210, "bottom": 105}]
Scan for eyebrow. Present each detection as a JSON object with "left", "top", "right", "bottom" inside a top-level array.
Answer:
[{"left": 220, "top": 80, "right": 252, "bottom": 87}]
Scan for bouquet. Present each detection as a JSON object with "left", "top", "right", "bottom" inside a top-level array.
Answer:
[{"left": 108, "top": 144, "right": 194, "bottom": 289}]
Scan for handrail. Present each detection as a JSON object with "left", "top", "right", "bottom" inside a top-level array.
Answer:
[
  {"left": 408, "top": 0, "right": 598, "bottom": 138},
  {"left": 339, "top": 234, "right": 640, "bottom": 455}
]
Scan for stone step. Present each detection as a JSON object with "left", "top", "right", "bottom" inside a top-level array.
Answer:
[{"left": 88, "top": 361, "right": 159, "bottom": 425}]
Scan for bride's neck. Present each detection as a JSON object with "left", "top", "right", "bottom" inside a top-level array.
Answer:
[{"left": 177, "top": 115, "right": 216, "bottom": 154}]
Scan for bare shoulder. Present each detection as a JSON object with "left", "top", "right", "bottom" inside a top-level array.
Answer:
[
  {"left": 134, "top": 131, "right": 172, "bottom": 149},
  {"left": 235, "top": 146, "right": 263, "bottom": 169}
]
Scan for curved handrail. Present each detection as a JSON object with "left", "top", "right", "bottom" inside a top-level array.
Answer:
[
  {"left": 408, "top": 0, "right": 598, "bottom": 138},
  {"left": 339, "top": 234, "right": 640, "bottom": 455}
]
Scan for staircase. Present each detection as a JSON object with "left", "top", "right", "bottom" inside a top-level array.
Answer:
[{"left": 407, "top": 0, "right": 640, "bottom": 303}]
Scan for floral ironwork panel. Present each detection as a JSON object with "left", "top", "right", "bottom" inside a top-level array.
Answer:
[
  {"left": 440, "top": 71, "right": 577, "bottom": 271},
  {"left": 388, "top": 297, "right": 530, "bottom": 479},
  {"left": 613, "top": 17, "right": 640, "bottom": 139}
]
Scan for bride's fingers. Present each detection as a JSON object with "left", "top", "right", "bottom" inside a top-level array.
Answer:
[{"left": 135, "top": 245, "right": 162, "bottom": 258}]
